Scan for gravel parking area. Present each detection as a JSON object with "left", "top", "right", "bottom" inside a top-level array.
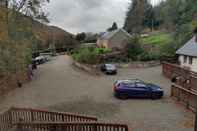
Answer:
[{"left": 0, "top": 55, "right": 194, "bottom": 131}]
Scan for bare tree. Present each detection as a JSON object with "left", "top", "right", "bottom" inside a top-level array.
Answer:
[{"left": 8, "top": 0, "right": 50, "bottom": 23}]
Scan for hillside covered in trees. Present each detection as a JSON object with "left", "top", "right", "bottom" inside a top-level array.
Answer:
[
  {"left": 124, "top": 0, "right": 197, "bottom": 59},
  {"left": 0, "top": 0, "right": 78, "bottom": 78}
]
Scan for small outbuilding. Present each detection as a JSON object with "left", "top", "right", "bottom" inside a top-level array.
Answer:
[{"left": 96, "top": 28, "right": 132, "bottom": 50}]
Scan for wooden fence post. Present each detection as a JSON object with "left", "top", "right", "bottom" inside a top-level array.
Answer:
[{"left": 195, "top": 111, "right": 197, "bottom": 131}]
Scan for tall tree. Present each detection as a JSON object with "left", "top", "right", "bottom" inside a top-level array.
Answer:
[
  {"left": 157, "top": 0, "right": 197, "bottom": 57},
  {"left": 76, "top": 32, "right": 86, "bottom": 42},
  {"left": 107, "top": 22, "right": 118, "bottom": 32},
  {"left": 158, "top": 0, "right": 197, "bottom": 30},
  {"left": 0, "top": 0, "right": 50, "bottom": 75},
  {"left": 8, "top": 0, "right": 50, "bottom": 23},
  {"left": 124, "top": 0, "right": 152, "bottom": 33}
]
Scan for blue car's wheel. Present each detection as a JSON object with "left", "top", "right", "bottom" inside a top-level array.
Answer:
[
  {"left": 118, "top": 93, "right": 128, "bottom": 100},
  {"left": 151, "top": 93, "right": 162, "bottom": 99}
]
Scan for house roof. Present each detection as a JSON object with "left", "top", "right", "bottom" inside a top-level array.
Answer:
[
  {"left": 99, "top": 28, "right": 131, "bottom": 40},
  {"left": 176, "top": 36, "right": 197, "bottom": 57}
]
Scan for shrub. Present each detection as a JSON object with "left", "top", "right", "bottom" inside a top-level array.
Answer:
[
  {"left": 126, "top": 35, "right": 144, "bottom": 61},
  {"left": 72, "top": 47, "right": 99, "bottom": 64},
  {"left": 72, "top": 47, "right": 112, "bottom": 64},
  {"left": 138, "top": 51, "right": 160, "bottom": 61},
  {"left": 94, "top": 48, "right": 112, "bottom": 54}
]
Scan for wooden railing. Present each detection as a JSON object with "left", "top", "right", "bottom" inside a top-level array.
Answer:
[
  {"left": 10, "top": 107, "right": 98, "bottom": 123},
  {"left": 163, "top": 62, "right": 190, "bottom": 79},
  {"left": 163, "top": 62, "right": 197, "bottom": 112},
  {"left": 171, "top": 84, "right": 197, "bottom": 112},
  {"left": 0, "top": 107, "right": 97, "bottom": 131},
  {"left": 0, "top": 109, "right": 12, "bottom": 131},
  {"left": 162, "top": 62, "right": 197, "bottom": 79},
  {"left": 15, "top": 122, "right": 129, "bottom": 131},
  {"left": 0, "top": 107, "right": 130, "bottom": 131}
]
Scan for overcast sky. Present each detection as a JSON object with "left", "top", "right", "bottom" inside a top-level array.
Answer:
[{"left": 45, "top": 0, "right": 161, "bottom": 34}]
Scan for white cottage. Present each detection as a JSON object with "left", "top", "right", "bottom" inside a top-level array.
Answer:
[{"left": 176, "top": 35, "right": 197, "bottom": 72}]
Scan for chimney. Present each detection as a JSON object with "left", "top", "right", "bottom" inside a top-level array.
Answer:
[{"left": 194, "top": 27, "right": 197, "bottom": 42}]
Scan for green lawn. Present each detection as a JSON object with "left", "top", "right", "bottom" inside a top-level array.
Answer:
[{"left": 142, "top": 33, "right": 172, "bottom": 45}]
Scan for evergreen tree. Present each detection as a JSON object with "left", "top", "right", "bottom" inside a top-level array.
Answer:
[
  {"left": 124, "top": 0, "right": 152, "bottom": 33},
  {"left": 76, "top": 32, "right": 86, "bottom": 42},
  {"left": 107, "top": 22, "right": 118, "bottom": 32}
]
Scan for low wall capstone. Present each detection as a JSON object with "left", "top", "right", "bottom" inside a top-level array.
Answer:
[
  {"left": 73, "top": 61, "right": 101, "bottom": 76},
  {"left": 114, "top": 61, "right": 161, "bottom": 68},
  {"left": 73, "top": 60, "right": 160, "bottom": 76}
]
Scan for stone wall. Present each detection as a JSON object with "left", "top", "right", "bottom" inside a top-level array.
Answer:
[
  {"left": 114, "top": 61, "right": 161, "bottom": 69},
  {"left": 0, "top": 70, "right": 29, "bottom": 96},
  {"left": 73, "top": 60, "right": 160, "bottom": 76},
  {"left": 73, "top": 61, "right": 101, "bottom": 76}
]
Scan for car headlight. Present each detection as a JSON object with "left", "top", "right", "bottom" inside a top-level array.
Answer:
[{"left": 157, "top": 88, "right": 163, "bottom": 91}]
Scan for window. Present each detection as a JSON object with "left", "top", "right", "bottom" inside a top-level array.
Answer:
[
  {"left": 189, "top": 57, "right": 193, "bottom": 65},
  {"left": 124, "top": 83, "right": 135, "bottom": 88},
  {"left": 136, "top": 83, "right": 147, "bottom": 88},
  {"left": 121, "top": 80, "right": 135, "bottom": 88},
  {"left": 183, "top": 56, "right": 187, "bottom": 63}
]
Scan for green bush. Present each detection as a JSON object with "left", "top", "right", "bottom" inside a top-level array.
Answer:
[
  {"left": 72, "top": 47, "right": 98, "bottom": 64},
  {"left": 138, "top": 51, "right": 160, "bottom": 61},
  {"left": 95, "top": 48, "right": 112, "bottom": 54},
  {"left": 126, "top": 35, "right": 162, "bottom": 61},
  {"left": 72, "top": 47, "right": 112, "bottom": 64},
  {"left": 126, "top": 35, "right": 144, "bottom": 61}
]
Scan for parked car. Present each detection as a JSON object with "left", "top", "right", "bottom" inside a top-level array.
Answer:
[
  {"left": 34, "top": 56, "right": 48, "bottom": 65},
  {"left": 100, "top": 64, "right": 117, "bottom": 75},
  {"left": 113, "top": 79, "right": 163, "bottom": 99}
]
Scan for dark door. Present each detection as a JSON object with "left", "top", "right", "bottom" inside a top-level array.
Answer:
[{"left": 135, "top": 83, "right": 151, "bottom": 98}]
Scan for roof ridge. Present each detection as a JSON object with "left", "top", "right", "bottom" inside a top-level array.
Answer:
[
  {"left": 99, "top": 28, "right": 131, "bottom": 40},
  {"left": 176, "top": 36, "right": 197, "bottom": 57}
]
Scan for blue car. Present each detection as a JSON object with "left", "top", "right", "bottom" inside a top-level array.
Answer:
[{"left": 113, "top": 79, "right": 163, "bottom": 99}]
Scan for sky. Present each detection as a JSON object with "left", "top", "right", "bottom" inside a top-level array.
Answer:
[{"left": 45, "top": 0, "right": 161, "bottom": 34}]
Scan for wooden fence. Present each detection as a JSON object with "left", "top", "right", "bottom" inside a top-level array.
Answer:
[
  {"left": 162, "top": 62, "right": 197, "bottom": 79},
  {"left": 10, "top": 107, "right": 98, "bottom": 123},
  {"left": 0, "top": 107, "right": 98, "bottom": 131},
  {"left": 0, "top": 108, "right": 129, "bottom": 131},
  {"left": 162, "top": 62, "right": 197, "bottom": 112},
  {"left": 15, "top": 122, "right": 129, "bottom": 131},
  {"left": 0, "top": 109, "right": 12, "bottom": 131},
  {"left": 171, "top": 84, "right": 197, "bottom": 112}
]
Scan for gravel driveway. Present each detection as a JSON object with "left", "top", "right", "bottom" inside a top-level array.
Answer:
[{"left": 0, "top": 55, "right": 194, "bottom": 131}]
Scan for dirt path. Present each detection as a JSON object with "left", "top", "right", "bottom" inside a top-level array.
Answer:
[{"left": 0, "top": 55, "right": 194, "bottom": 131}]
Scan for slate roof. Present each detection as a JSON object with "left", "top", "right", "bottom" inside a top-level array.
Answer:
[
  {"left": 99, "top": 28, "right": 131, "bottom": 40},
  {"left": 176, "top": 36, "right": 197, "bottom": 57}
]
